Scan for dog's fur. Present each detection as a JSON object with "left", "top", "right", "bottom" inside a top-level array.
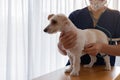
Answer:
[{"left": 44, "top": 14, "right": 111, "bottom": 76}]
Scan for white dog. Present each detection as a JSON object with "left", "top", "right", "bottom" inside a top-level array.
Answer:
[{"left": 44, "top": 14, "right": 111, "bottom": 76}]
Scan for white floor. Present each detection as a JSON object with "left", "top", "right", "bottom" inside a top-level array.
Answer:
[{"left": 115, "top": 57, "right": 120, "bottom": 66}]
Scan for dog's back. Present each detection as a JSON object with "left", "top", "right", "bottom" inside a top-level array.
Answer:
[
  {"left": 83, "top": 29, "right": 108, "bottom": 45},
  {"left": 68, "top": 28, "right": 108, "bottom": 56}
]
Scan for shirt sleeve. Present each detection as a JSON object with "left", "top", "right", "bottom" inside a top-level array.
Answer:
[
  {"left": 68, "top": 12, "right": 76, "bottom": 25},
  {"left": 68, "top": 11, "right": 83, "bottom": 29},
  {"left": 115, "top": 13, "right": 120, "bottom": 38}
]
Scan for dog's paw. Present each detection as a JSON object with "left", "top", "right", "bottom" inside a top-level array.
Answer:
[
  {"left": 104, "top": 66, "right": 111, "bottom": 71},
  {"left": 83, "top": 64, "right": 93, "bottom": 68},
  {"left": 70, "top": 71, "right": 79, "bottom": 76},
  {"left": 64, "top": 68, "right": 72, "bottom": 73}
]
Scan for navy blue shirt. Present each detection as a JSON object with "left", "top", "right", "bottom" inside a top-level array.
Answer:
[{"left": 66, "top": 7, "right": 120, "bottom": 66}]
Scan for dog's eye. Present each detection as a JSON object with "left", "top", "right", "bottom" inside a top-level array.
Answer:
[{"left": 51, "top": 20, "right": 57, "bottom": 24}]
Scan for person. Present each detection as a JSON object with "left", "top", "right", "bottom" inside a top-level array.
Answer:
[{"left": 58, "top": 0, "right": 120, "bottom": 66}]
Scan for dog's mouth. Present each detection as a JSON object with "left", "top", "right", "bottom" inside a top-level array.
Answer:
[
  {"left": 48, "top": 30, "right": 58, "bottom": 34},
  {"left": 44, "top": 28, "right": 58, "bottom": 34}
]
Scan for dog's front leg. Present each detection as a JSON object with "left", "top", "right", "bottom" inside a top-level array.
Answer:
[
  {"left": 65, "top": 52, "right": 73, "bottom": 73},
  {"left": 70, "top": 55, "right": 80, "bottom": 76}
]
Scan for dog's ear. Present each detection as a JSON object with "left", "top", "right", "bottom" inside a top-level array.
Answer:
[{"left": 48, "top": 14, "right": 54, "bottom": 20}]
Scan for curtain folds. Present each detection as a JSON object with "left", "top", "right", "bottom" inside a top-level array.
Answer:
[{"left": 0, "top": 0, "right": 120, "bottom": 80}]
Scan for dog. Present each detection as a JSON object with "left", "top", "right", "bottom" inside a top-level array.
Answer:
[{"left": 43, "top": 14, "right": 111, "bottom": 76}]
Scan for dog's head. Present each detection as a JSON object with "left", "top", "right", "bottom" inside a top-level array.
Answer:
[{"left": 44, "top": 14, "right": 69, "bottom": 34}]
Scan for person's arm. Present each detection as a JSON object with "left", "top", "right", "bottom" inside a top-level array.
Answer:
[
  {"left": 58, "top": 42, "right": 67, "bottom": 56},
  {"left": 83, "top": 43, "right": 120, "bottom": 56},
  {"left": 101, "top": 43, "right": 120, "bottom": 56},
  {"left": 58, "top": 31, "right": 77, "bottom": 55}
]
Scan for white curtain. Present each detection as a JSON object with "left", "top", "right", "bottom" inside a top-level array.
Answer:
[
  {"left": 0, "top": 0, "right": 29, "bottom": 80},
  {"left": 0, "top": 0, "right": 120, "bottom": 80}
]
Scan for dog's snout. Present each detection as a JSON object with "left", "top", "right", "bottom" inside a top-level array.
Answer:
[{"left": 44, "top": 28, "right": 48, "bottom": 32}]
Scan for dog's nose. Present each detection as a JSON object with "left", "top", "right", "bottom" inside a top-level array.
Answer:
[{"left": 44, "top": 28, "right": 48, "bottom": 32}]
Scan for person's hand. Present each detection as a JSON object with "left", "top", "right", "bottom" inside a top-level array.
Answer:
[
  {"left": 59, "top": 31, "right": 77, "bottom": 49},
  {"left": 83, "top": 43, "right": 103, "bottom": 56},
  {"left": 58, "top": 42, "right": 67, "bottom": 55}
]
